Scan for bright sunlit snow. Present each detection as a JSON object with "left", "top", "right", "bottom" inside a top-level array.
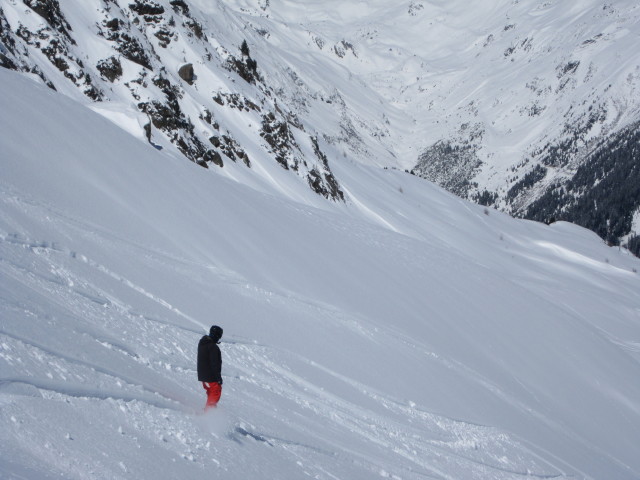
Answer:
[{"left": 1, "top": 67, "right": 640, "bottom": 480}]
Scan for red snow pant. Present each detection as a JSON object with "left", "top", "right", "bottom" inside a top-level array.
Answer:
[{"left": 202, "top": 382, "right": 222, "bottom": 410}]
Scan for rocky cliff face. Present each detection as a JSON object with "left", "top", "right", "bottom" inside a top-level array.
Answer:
[
  {"left": 2, "top": 0, "right": 639, "bottom": 250},
  {"left": 0, "top": 0, "right": 350, "bottom": 201}
]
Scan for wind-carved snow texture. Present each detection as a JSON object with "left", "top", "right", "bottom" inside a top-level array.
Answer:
[{"left": 2, "top": 69, "right": 640, "bottom": 479}]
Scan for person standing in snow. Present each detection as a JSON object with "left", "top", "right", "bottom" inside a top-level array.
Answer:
[{"left": 197, "top": 325, "right": 223, "bottom": 410}]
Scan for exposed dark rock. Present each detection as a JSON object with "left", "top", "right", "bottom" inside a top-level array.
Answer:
[
  {"left": 120, "top": 41, "right": 151, "bottom": 70},
  {"left": 310, "top": 137, "right": 344, "bottom": 201},
  {"left": 23, "top": 0, "right": 75, "bottom": 43},
  {"left": 101, "top": 17, "right": 152, "bottom": 69},
  {"left": 169, "top": 0, "right": 189, "bottom": 15},
  {"left": 143, "top": 120, "right": 152, "bottom": 142},
  {"left": 310, "top": 136, "right": 329, "bottom": 168},
  {"left": 29, "top": 64, "right": 56, "bottom": 90},
  {"left": 139, "top": 100, "right": 183, "bottom": 132},
  {"left": 152, "top": 74, "right": 182, "bottom": 103},
  {"left": 261, "top": 112, "right": 297, "bottom": 169},
  {"left": 0, "top": 52, "right": 17, "bottom": 70},
  {"left": 105, "top": 18, "right": 120, "bottom": 31},
  {"left": 220, "top": 134, "right": 250, "bottom": 167},
  {"left": 82, "top": 74, "right": 103, "bottom": 101},
  {"left": 41, "top": 38, "right": 69, "bottom": 71},
  {"left": 96, "top": 56, "right": 123, "bottom": 82},
  {"left": 0, "top": 8, "right": 17, "bottom": 53},
  {"left": 139, "top": 90, "right": 190, "bottom": 141},
  {"left": 178, "top": 63, "right": 194, "bottom": 85},
  {"left": 138, "top": 73, "right": 223, "bottom": 168},
  {"left": 558, "top": 60, "right": 580, "bottom": 78},
  {"left": 18, "top": 23, "right": 103, "bottom": 100},
  {"left": 154, "top": 28, "right": 172, "bottom": 47},
  {"left": 204, "top": 149, "right": 223, "bottom": 167},
  {"left": 200, "top": 108, "right": 213, "bottom": 125},
  {"left": 237, "top": 150, "right": 250, "bottom": 167},
  {"left": 0, "top": 9, "right": 20, "bottom": 70},
  {"left": 212, "top": 92, "right": 261, "bottom": 112},
  {"left": 129, "top": 0, "right": 165, "bottom": 16},
  {"left": 185, "top": 19, "right": 205, "bottom": 40},
  {"left": 306, "top": 168, "right": 344, "bottom": 201},
  {"left": 334, "top": 40, "right": 356, "bottom": 58},
  {"left": 0, "top": 9, "right": 18, "bottom": 69},
  {"left": 225, "top": 40, "right": 260, "bottom": 84},
  {"left": 3, "top": 0, "right": 367, "bottom": 203},
  {"left": 226, "top": 55, "right": 259, "bottom": 84},
  {"left": 307, "top": 169, "right": 325, "bottom": 195}
]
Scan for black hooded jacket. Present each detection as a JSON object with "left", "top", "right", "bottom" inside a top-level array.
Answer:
[{"left": 197, "top": 335, "right": 222, "bottom": 383}]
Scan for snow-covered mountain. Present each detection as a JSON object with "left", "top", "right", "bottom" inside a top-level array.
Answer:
[
  {"left": 2, "top": 2, "right": 640, "bottom": 478},
  {"left": 3, "top": 64, "right": 640, "bottom": 479},
  {"left": 3, "top": 0, "right": 639, "bottom": 251}
]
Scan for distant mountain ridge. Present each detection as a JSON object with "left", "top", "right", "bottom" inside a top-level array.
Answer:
[{"left": 2, "top": 0, "right": 639, "bottom": 250}]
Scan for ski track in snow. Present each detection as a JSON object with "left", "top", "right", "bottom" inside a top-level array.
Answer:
[
  {"left": 0, "top": 186, "right": 627, "bottom": 479},
  {"left": 0, "top": 193, "right": 616, "bottom": 480},
  {"left": 1, "top": 201, "right": 570, "bottom": 480},
  {"left": 2, "top": 68, "right": 640, "bottom": 479}
]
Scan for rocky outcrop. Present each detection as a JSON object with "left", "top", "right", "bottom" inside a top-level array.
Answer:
[
  {"left": 23, "top": 0, "right": 74, "bottom": 42},
  {"left": 177, "top": 63, "right": 194, "bottom": 85},
  {"left": 97, "top": 56, "right": 123, "bottom": 83},
  {"left": 225, "top": 40, "right": 260, "bottom": 85},
  {"left": 0, "top": 1, "right": 345, "bottom": 199}
]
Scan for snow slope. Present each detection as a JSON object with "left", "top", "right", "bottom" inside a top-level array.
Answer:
[{"left": 2, "top": 69, "right": 640, "bottom": 479}]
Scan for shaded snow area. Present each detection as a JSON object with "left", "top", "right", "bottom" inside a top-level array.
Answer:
[{"left": 1, "top": 69, "right": 640, "bottom": 480}]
